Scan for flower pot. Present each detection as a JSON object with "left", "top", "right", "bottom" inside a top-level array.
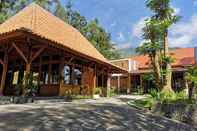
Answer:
[{"left": 93, "top": 94, "right": 100, "bottom": 99}]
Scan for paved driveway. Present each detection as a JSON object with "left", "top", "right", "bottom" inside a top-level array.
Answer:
[{"left": 0, "top": 96, "right": 196, "bottom": 131}]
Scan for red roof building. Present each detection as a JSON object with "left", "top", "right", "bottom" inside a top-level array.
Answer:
[
  {"left": 130, "top": 48, "right": 195, "bottom": 70},
  {"left": 110, "top": 48, "right": 197, "bottom": 94}
]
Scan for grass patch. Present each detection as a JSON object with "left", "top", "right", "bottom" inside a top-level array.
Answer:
[{"left": 128, "top": 98, "right": 154, "bottom": 109}]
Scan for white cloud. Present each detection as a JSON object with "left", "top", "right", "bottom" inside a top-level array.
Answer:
[
  {"left": 169, "top": 36, "right": 193, "bottom": 47},
  {"left": 117, "top": 32, "right": 125, "bottom": 42},
  {"left": 115, "top": 43, "right": 132, "bottom": 49},
  {"left": 169, "top": 14, "right": 197, "bottom": 47},
  {"left": 194, "top": 0, "right": 197, "bottom": 6},
  {"left": 132, "top": 17, "right": 147, "bottom": 38},
  {"left": 172, "top": 6, "right": 180, "bottom": 15}
]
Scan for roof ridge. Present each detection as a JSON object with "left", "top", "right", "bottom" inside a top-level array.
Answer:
[
  {"left": 31, "top": 2, "right": 36, "bottom": 30},
  {"left": 28, "top": 3, "right": 107, "bottom": 60},
  {"left": 0, "top": 3, "right": 108, "bottom": 64}
]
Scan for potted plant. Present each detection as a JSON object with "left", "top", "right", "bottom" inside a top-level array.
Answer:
[
  {"left": 93, "top": 87, "right": 101, "bottom": 99},
  {"left": 64, "top": 89, "right": 73, "bottom": 102}
]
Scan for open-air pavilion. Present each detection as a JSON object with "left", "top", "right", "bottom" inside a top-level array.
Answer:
[{"left": 0, "top": 3, "right": 126, "bottom": 97}]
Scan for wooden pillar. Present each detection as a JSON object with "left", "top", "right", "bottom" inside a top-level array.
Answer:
[
  {"left": 12, "top": 42, "right": 47, "bottom": 95},
  {"left": 107, "top": 73, "right": 111, "bottom": 97},
  {"left": 127, "top": 73, "right": 131, "bottom": 94},
  {"left": 102, "top": 71, "right": 104, "bottom": 87},
  {"left": 140, "top": 75, "right": 143, "bottom": 93},
  {"left": 59, "top": 56, "right": 65, "bottom": 96},
  {"left": 117, "top": 75, "right": 120, "bottom": 94},
  {"left": 0, "top": 51, "right": 8, "bottom": 95},
  {"left": 92, "top": 64, "right": 97, "bottom": 98},
  {"left": 38, "top": 56, "right": 42, "bottom": 85},
  {"left": 23, "top": 62, "right": 31, "bottom": 94}
]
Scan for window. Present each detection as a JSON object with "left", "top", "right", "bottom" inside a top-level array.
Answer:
[
  {"left": 73, "top": 68, "right": 82, "bottom": 85},
  {"left": 51, "top": 64, "right": 60, "bottom": 84},
  {"left": 63, "top": 65, "right": 71, "bottom": 84},
  {"left": 41, "top": 64, "right": 49, "bottom": 84}
]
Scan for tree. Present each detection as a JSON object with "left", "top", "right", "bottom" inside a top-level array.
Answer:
[
  {"left": 84, "top": 19, "right": 120, "bottom": 59},
  {"left": 0, "top": 0, "right": 57, "bottom": 24},
  {"left": 33, "top": 0, "right": 53, "bottom": 10},
  {"left": 137, "top": 0, "right": 180, "bottom": 92},
  {"left": 146, "top": 0, "right": 180, "bottom": 92},
  {"left": 0, "top": 0, "right": 15, "bottom": 24},
  {"left": 54, "top": 0, "right": 68, "bottom": 22},
  {"left": 136, "top": 19, "right": 163, "bottom": 90},
  {"left": 185, "top": 66, "right": 197, "bottom": 100}
]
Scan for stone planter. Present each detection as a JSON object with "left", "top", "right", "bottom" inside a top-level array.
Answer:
[
  {"left": 0, "top": 96, "right": 34, "bottom": 104},
  {"left": 152, "top": 102, "right": 197, "bottom": 126}
]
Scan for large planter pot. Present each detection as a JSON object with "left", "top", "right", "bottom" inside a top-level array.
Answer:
[
  {"left": 93, "top": 94, "right": 100, "bottom": 99},
  {"left": 64, "top": 96, "right": 73, "bottom": 102}
]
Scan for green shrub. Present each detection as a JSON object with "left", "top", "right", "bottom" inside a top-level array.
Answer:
[
  {"left": 130, "top": 98, "right": 155, "bottom": 109},
  {"left": 149, "top": 89, "right": 160, "bottom": 100},
  {"left": 160, "top": 90, "right": 189, "bottom": 103},
  {"left": 175, "top": 91, "right": 187, "bottom": 100},
  {"left": 94, "top": 87, "right": 101, "bottom": 95},
  {"left": 108, "top": 87, "right": 116, "bottom": 97}
]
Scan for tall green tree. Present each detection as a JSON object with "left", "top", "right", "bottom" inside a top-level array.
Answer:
[
  {"left": 84, "top": 19, "right": 120, "bottom": 59},
  {"left": 0, "top": 0, "right": 15, "bottom": 24},
  {"left": 137, "top": 0, "right": 180, "bottom": 92},
  {"left": 136, "top": 19, "right": 163, "bottom": 89},
  {"left": 146, "top": 0, "right": 180, "bottom": 92},
  {"left": 0, "top": 0, "right": 57, "bottom": 24}
]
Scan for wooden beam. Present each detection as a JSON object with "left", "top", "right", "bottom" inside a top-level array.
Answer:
[
  {"left": 8, "top": 46, "right": 13, "bottom": 53},
  {"left": 0, "top": 50, "right": 8, "bottom": 95},
  {"left": 59, "top": 56, "right": 65, "bottom": 96},
  {"left": 12, "top": 43, "right": 28, "bottom": 63},
  {"left": 30, "top": 46, "right": 47, "bottom": 63},
  {"left": 68, "top": 56, "right": 75, "bottom": 63}
]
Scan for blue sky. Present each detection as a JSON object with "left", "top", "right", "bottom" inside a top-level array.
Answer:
[{"left": 61, "top": 0, "right": 197, "bottom": 49}]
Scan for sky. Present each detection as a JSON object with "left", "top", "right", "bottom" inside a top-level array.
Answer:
[{"left": 61, "top": 0, "right": 197, "bottom": 49}]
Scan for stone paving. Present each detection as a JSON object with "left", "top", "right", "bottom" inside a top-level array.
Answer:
[{"left": 0, "top": 96, "right": 196, "bottom": 131}]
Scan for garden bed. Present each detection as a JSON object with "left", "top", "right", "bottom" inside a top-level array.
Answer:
[
  {"left": 152, "top": 101, "right": 197, "bottom": 126},
  {"left": 0, "top": 96, "right": 34, "bottom": 105},
  {"left": 128, "top": 98, "right": 197, "bottom": 127}
]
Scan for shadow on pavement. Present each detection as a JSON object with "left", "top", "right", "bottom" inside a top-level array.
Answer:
[{"left": 0, "top": 102, "right": 196, "bottom": 131}]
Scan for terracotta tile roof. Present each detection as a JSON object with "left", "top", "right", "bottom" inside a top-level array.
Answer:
[
  {"left": 130, "top": 48, "right": 195, "bottom": 69},
  {"left": 0, "top": 3, "right": 108, "bottom": 64}
]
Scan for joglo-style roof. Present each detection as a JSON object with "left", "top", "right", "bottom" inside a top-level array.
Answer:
[
  {"left": 130, "top": 48, "right": 196, "bottom": 70},
  {"left": 0, "top": 3, "right": 126, "bottom": 72}
]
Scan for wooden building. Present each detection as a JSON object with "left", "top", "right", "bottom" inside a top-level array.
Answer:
[
  {"left": 0, "top": 3, "right": 126, "bottom": 97},
  {"left": 111, "top": 48, "right": 197, "bottom": 93}
]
